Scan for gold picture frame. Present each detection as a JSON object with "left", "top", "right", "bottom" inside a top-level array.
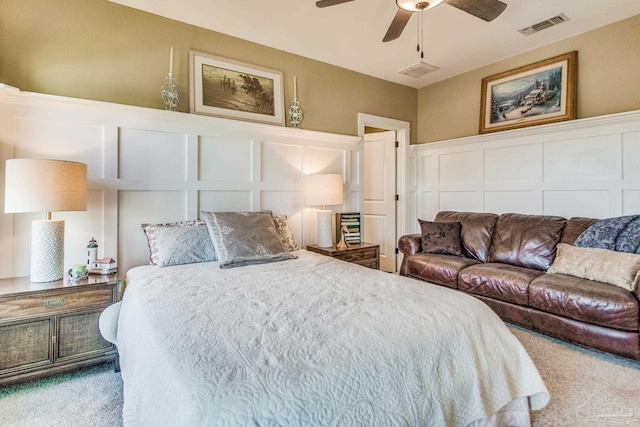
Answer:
[
  {"left": 189, "top": 50, "right": 285, "bottom": 125},
  {"left": 479, "top": 51, "right": 577, "bottom": 134}
]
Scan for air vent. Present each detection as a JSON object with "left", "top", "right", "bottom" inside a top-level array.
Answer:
[
  {"left": 399, "top": 61, "right": 439, "bottom": 78},
  {"left": 518, "top": 13, "right": 569, "bottom": 36}
]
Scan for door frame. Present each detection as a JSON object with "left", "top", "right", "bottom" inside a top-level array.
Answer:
[{"left": 357, "top": 113, "right": 409, "bottom": 272}]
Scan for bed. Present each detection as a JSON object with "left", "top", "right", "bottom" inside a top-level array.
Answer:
[{"left": 105, "top": 212, "right": 549, "bottom": 426}]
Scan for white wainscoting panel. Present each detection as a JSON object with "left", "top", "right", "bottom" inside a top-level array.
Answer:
[
  {"left": 623, "top": 190, "right": 640, "bottom": 215},
  {"left": 543, "top": 134, "right": 621, "bottom": 183},
  {"left": 484, "top": 191, "right": 540, "bottom": 215},
  {"left": 0, "top": 85, "right": 362, "bottom": 277},
  {"left": 199, "top": 137, "right": 253, "bottom": 182},
  {"left": 484, "top": 144, "right": 541, "bottom": 184},
  {"left": 199, "top": 191, "right": 253, "bottom": 213},
  {"left": 440, "top": 151, "right": 482, "bottom": 185},
  {"left": 261, "top": 142, "right": 303, "bottom": 183},
  {"left": 119, "top": 128, "right": 188, "bottom": 181},
  {"left": 303, "top": 146, "right": 346, "bottom": 176},
  {"left": 15, "top": 118, "right": 106, "bottom": 179},
  {"left": 623, "top": 131, "right": 640, "bottom": 180},
  {"left": 411, "top": 110, "right": 640, "bottom": 224}
]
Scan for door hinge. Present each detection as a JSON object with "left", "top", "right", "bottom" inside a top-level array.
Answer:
[
  {"left": 395, "top": 140, "right": 399, "bottom": 148},
  {"left": 395, "top": 248, "right": 399, "bottom": 254},
  {"left": 395, "top": 194, "right": 399, "bottom": 201}
]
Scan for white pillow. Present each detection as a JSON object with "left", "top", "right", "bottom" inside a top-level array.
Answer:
[{"left": 547, "top": 243, "right": 640, "bottom": 291}]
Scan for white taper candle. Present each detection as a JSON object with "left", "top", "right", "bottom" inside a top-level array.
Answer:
[{"left": 169, "top": 47, "right": 174, "bottom": 74}]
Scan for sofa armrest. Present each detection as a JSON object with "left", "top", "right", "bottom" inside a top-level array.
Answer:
[{"left": 398, "top": 233, "right": 422, "bottom": 256}]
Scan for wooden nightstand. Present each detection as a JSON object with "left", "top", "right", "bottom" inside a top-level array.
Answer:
[
  {"left": 0, "top": 274, "right": 121, "bottom": 386},
  {"left": 307, "top": 242, "right": 380, "bottom": 270}
]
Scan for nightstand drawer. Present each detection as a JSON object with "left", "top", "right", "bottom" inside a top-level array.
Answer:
[
  {"left": 0, "top": 288, "right": 114, "bottom": 320},
  {"left": 335, "top": 248, "right": 378, "bottom": 263}
]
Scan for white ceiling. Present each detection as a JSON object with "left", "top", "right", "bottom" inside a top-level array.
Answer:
[{"left": 110, "top": 0, "right": 640, "bottom": 89}]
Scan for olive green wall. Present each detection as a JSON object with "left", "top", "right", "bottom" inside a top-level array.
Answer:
[
  {"left": 0, "top": 0, "right": 417, "bottom": 143},
  {"left": 417, "top": 14, "right": 640, "bottom": 143}
]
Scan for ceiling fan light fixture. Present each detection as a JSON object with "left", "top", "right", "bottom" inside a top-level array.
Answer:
[{"left": 396, "top": 0, "right": 444, "bottom": 12}]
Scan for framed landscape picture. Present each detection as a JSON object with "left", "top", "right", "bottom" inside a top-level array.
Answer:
[
  {"left": 189, "top": 50, "right": 284, "bottom": 125},
  {"left": 479, "top": 51, "right": 577, "bottom": 134}
]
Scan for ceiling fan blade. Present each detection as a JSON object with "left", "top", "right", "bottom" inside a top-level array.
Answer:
[
  {"left": 315, "top": 0, "right": 355, "bottom": 8},
  {"left": 383, "top": 8, "right": 413, "bottom": 42},
  {"left": 445, "top": 0, "right": 507, "bottom": 22}
]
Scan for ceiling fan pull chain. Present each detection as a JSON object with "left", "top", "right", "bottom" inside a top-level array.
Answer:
[
  {"left": 416, "top": 9, "right": 420, "bottom": 52},
  {"left": 419, "top": 10, "right": 424, "bottom": 59}
]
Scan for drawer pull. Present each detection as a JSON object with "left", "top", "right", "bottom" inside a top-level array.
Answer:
[{"left": 44, "top": 298, "right": 67, "bottom": 308}]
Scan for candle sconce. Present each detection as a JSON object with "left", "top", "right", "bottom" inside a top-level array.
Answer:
[
  {"left": 288, "top": 76, "right": 303, "bottom": 128},
  {"left": 161, "top": 47, "right": 179, "bottom": 111},
  {"left": 161, "top": 72, "right": 179, "bottom": 111}
]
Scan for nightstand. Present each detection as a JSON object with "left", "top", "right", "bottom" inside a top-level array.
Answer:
[
  {"left": 306, "top": 242, "right": 380, "bottom": 270},
  {"left": 0, "top": 274, "right": 121, "bottom": 385}
]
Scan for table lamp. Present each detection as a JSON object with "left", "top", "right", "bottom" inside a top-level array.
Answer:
[
  {"left": 304, "top": 173, "right": 344, "bottom": 248},
  {"left": 4, "top": 159, "right": 88, "bottom": 282}
]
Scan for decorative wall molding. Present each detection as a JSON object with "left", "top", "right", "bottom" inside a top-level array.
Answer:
[
  {"left": 0, "top": 85, "right": 362, "bottom": 277},
  {"left": 407, "top": 110, "right": 640, "bottom": 229}
]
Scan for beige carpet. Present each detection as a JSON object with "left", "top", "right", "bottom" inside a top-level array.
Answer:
[
  {"left": 1, "top": 326, "right": 639, "bottom": 426},
  {"left": 509, "top": 326, "right": 640, "bottom": 427}
]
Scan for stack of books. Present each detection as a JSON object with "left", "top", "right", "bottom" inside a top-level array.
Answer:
[{"left": 336, "top": 212, "right": 361, "bottom": 244}]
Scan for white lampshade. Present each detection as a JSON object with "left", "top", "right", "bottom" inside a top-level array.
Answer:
[
  {"left": 304, "top": 174, "right": 344, "bottom": 248},
  {"left": 304, "top": 174, "right": 344, "bottom": 207},
  {"left": 5, "top": 159, "right": 87, "bottom": 214},
  {"left": 5, "top": 159, "right": 87, "bottom": 282}
]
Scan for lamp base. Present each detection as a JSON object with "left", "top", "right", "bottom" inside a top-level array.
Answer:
[
  {"left": 316, "top": 210, "right": 333, "bottom": 248},
  {"left": 30, "top": 219, "right": 65, "bottom": 283}
]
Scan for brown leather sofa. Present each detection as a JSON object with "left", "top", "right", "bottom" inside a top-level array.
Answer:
[{"left": 399, "top": 211, "right": 640, "bottom": 360}]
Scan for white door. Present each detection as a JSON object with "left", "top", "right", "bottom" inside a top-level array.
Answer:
[{"left": 364, "top": 130, "right": 397, "bottom": 272}]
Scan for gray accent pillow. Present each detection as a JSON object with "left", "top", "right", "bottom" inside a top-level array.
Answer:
[
  {"left": 142, "top": 221, "right": 217, "bottom": 267},
  {"left": 202, "top": 211, "right": 297, "bottom": 269}
]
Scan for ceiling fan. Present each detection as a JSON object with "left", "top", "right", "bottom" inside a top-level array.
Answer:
[{"left": 315, "top": 0, "right": 507, "bottom": 42}]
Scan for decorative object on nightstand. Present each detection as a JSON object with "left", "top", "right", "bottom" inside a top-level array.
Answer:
[
  {"left": 304, "top": 174, "right": 344, "bottom": 248},
  {"left": 87, "top": 237, "right": 98, "bottom": 265},
  {"left": 4, "top": 159, "right": 87, "bottom": 283},
  {"left": 336, "top": 225, "right": 349, "bottom": 250},
  {"left": 89, "top": 257, "right": 118, "bottom": 275},
  {"left": 67, "top": 264, "right": 88, "bottom": 282},
  {"left": 307, "top": 242, "right": 380, "bottom": 270},
  {"left": 161, "top": 47, "right": 179, "bottom": 111},
  {"left": 288, "top": 76, "right": 303, "bottom": 128}
]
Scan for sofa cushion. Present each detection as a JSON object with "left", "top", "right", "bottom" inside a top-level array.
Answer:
[
  {"left": 434, "top": 211, "right": 499, "bottom": 262},
  {"left": 458, "top": 263, "right": 544, "bottom": 306},
  {"left": 488, "top": 213, "right": 566, "bottom": 271},
  {"left": 529, "top": 273, "right": 639, "bottom": 332},
  {"left": 560, "top": 217, "right": 597, "bottom": 245},
  {"left": 548, "top": 243, "right": 640, "bottom": 291},
  {"left": 418, "top": 220, "right": 462, "bottom": 256},
  {"left": 405, "top": 253, "right": 481, "bottom": 289}
]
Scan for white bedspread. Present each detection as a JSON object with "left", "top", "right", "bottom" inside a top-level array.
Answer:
[{"left": 117, "top": 250, "right": 548, "bottom": 426}]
